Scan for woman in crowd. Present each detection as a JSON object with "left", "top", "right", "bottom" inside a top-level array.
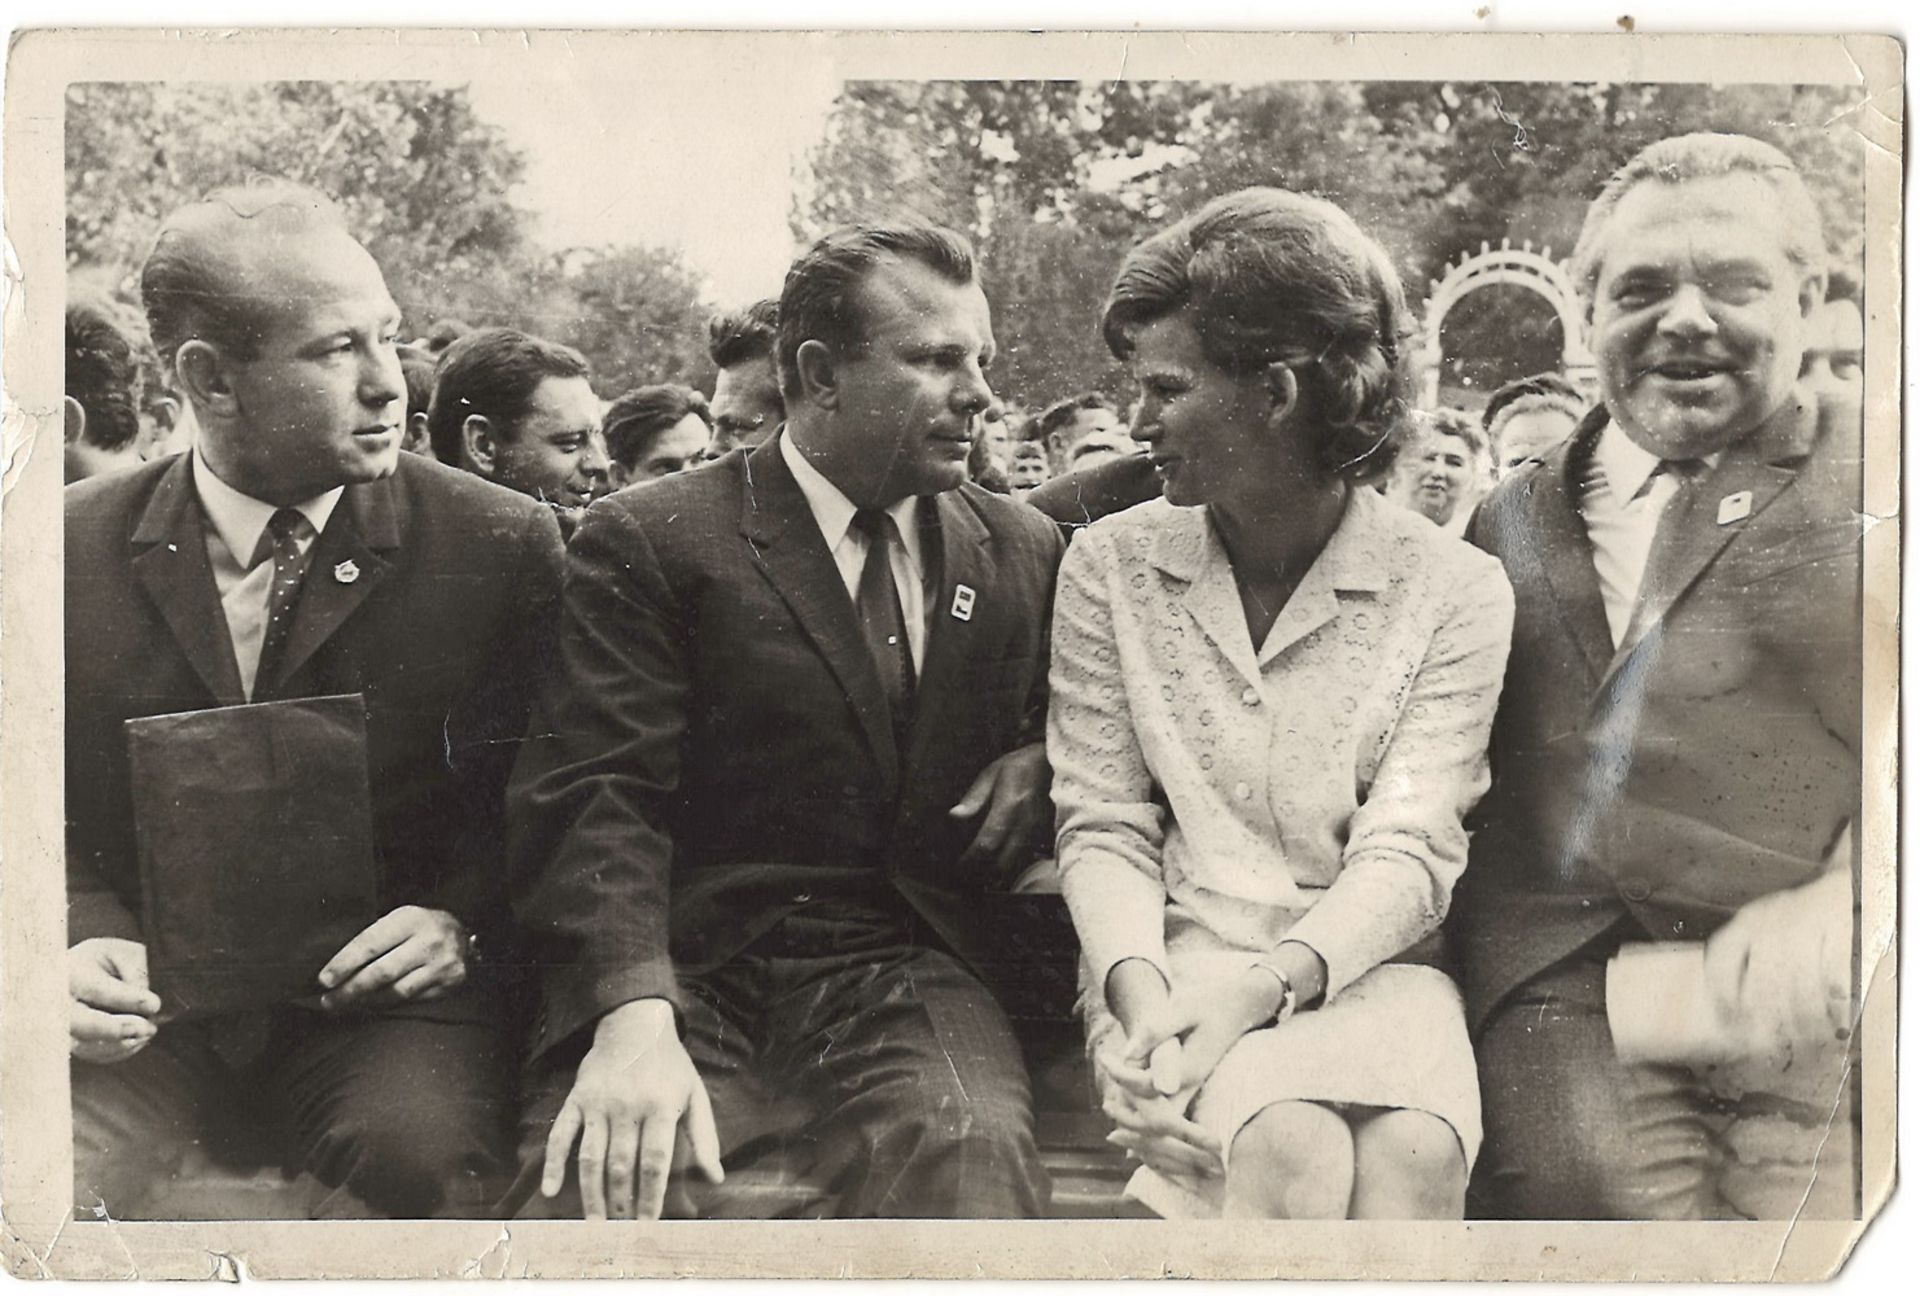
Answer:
[{"left": 1047, "top": 188, "right": 1514, "bottom": 1219}]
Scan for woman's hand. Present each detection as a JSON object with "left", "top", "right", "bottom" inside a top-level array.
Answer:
[{"left": 1122, "top": 969, "right": 1286, "bottom": 1108}]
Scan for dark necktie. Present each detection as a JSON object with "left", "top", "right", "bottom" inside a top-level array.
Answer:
[
  {"left": 250, "top": 507, "right": 316, "bottom": 698},
  {"left": 850, "top": 507, "right": 915, "bottom": 741},
  {"left": 1622, "top": 457, "right": 1709, "bottom": 648}
]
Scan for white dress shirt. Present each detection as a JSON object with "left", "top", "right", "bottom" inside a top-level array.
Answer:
[
  {"left": 191, "top": 449, "right": 341, "bottom": 699},
  {"left": 780, "top": 431, "right": 929, "bottom": 672},
  {"left": 1580, "top": 423, "right": 1720, "bottom": 647}
]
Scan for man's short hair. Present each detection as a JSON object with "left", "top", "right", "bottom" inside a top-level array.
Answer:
[
  {"left": 1481, "top": 372, "right": 1586, "bottom": 434},
  {"left": 1570, "top": 133, "right": 1827, "bottom": 310},
  {"left": 1035, "top": 393, "right": 1119, "bottom": 445},
  {"left": 66, "top": 296, "right": 145, "bottom": 453},
  {"left": 423, "top": 318, "right": 472, "bottom": 354},
  {"left": 140, "top": 177, "right": 355, "bottom": 375},
  {"left": 707, "top": 299, "right": 780, "bottom": 370},
  {"left": 396, "top": 344, "right": 437, "bottom": 423},
  {"left": 602, "top": 384, "right": 713, "bottom": 472},
  {"left": 776, "top": 220, "right": 976, "bottom": 399},
  {"left": 426, "top": 327, "right": 592, "bottom": 465}
]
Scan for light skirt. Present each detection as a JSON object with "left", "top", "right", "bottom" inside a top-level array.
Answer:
[{"left": 1085, "top": 949, "right": 1481, "bottom": 1219}]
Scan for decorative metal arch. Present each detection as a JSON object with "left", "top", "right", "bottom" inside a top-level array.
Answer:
[{"left": 1410, "top": 238, "right": 1596, "bottom": 407}]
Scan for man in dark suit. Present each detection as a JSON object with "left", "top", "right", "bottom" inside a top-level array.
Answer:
[
  {"left": 1456, "top": 134, "right": 1861, "bottom": 1220},
  {"left": 507, "top": 221, "right": 1063, "bottom": 1221},
  {"left": 65, "top": 180, "right": 565, "bottom": 1218}
]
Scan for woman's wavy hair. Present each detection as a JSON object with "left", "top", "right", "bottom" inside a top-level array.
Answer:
[{"left": 1101, "top": 187, "right": 1414, "bottom": 483}]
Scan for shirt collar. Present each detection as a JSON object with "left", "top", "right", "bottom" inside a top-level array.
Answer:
[
  {"left": 1592, "top": 420, "right": 1724, "bottom": 506},
  {"left": 191, "top": 447, "right": 344, "bottom": 567},
  {"left": 779, "top": 430, "right": 925, "bottom": 569}
]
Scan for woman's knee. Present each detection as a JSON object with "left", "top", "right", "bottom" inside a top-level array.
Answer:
[
  {"left": 1225, "top": 1101, "right": 1355, "bottom": 1219},
  {"left": 1350, "top": 1108, "right": 1467, "bottom": 1219}
]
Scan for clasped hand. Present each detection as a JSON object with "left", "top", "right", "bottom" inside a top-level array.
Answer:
[{"left": 1095, "top": 962, "right": 1283, "bottom": 1179}]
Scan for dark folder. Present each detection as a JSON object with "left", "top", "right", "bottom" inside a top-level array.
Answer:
[{"left": 127, "top": 692, "right": 380, "bottom": 1020}]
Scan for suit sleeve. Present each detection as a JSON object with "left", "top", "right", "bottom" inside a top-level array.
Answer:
[
  {"left": 427, "top": 501, "right": 566, "bottom": 945},
  {"left": 1284, "top": 549, "right": 1516, "bottom": 1001},
  {"left": 1047, "top": 528, "right": 1173, "bottom": 992},
  {"left": 508, "top": 501, "right": 690, "bottom": 1057}
]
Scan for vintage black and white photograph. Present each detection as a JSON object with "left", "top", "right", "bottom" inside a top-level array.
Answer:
[{"left": 0, "top": 24, "right": 1901, "bottom": 1282}]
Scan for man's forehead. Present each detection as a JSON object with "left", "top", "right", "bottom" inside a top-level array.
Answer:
[
  {"left": 231, "top": 228, "right": 395, "bottom": 318},
  {"left": 1601, "top": 173, "right": 1796, "bottom": 263},
  {"left": 860, "top": 257, "right": 991, "bottom": 331}
]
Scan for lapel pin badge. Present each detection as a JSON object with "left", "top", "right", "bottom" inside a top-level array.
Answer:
[
  {"left": 1716, "top": 491, "right": 1753, "bottom": 526},
  {"left": 951, "top": 584, "right": 976, "bottom": 622},
  {"left": 333, "top": 559, "right": 361, "bottom": 585}
]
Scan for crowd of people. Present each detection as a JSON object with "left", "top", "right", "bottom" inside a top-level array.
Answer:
[{"left": 62, "top": 128, "right": 1865, "bottom": 1225}]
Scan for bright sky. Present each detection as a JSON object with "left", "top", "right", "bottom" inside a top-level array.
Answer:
[{"left": 464, "top": 65, "right": 842, "bottom": 308}]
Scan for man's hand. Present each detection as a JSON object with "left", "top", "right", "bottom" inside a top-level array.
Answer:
[
  {"left": 1704, "top": 864, "right": 1853, "bottom": 1051},
  {"left": 950, "top": 742, "right": 1051, "bottom": 879},
  {"left": 69, "top": 938, "right": 161, "bottom": 1065},
  {"left": 317, "top": 906, "right": 469, "bottom": 1009},
  {"left": 541, "top": 998, "right": 724, "bottom": 1221}
]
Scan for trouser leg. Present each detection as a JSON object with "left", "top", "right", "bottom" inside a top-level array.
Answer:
[
  {"left": 273, "top": 1010, "right": 518, "bottom": 1219},
  {"left": 772, "top": 944, "right": 1047, "bottom": 1219},
  {"left": 1474, "top": 951, "right": 1717, "bottom": 1220},
  {"left": 70, "top": 1021, "right": 235, "bottom": 1220}
]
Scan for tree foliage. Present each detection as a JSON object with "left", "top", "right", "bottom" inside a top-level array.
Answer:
[
  {"left": 796, "top": 79, "right": 1868, "bottom": 411},
  {"left": 66, "top": 81, "right": 717, "bottom": 395}
]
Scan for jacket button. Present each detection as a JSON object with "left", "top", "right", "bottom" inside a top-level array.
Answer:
[
  {"left": 1241, "top": 687, "right": 1260, "bottom": 706},
  {"left": 1233, "top": 782, "right": 1253, "bottom": 802},
  {"left": 1621, "top": 878, "right": 1652, "bottom": 902}
]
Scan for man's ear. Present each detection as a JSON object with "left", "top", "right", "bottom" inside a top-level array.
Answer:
[
  {"left": 405, "top": 411, "right": 433, "bottom": 458},
  {"left": 63, "top": 396, "right": 86, "bottom": 447},
  {"left": 794, "top": 339, "right": 841, "bottom": 411},
  {"left": 1263, "top": 362, "right": 1300, "bottom": 426},
  {"left": 462, "top": 414, "right": 499, "bottom": 475},
  {"left": 174, "top": 340, "right": 237, "bottom": 419}
]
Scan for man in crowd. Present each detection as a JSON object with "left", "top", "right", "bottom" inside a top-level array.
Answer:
[
  {"left": 1482, "top": 372, "right": 1587, "bottom": 478},
  {"left": 64, "top": 296, "right": 148, "bottom": 483},
  {"left": 705, "top": 298, "right": 786, "bottom": 458},
  {"left": 1456, "top": 134, "right": 1860, "bottom": 1220},
  {"left": 396, "top": 343, "right": 438, "bottom": 457},
  {"left": 602, "top": 384, "right": 713, "bottom": 489},
  {"left": 1007, "top": 440, "right": 1054, "bottom": 498},
  {"left": 427, "top": 326, "right": 612, "bottom": 536},
  {"left": 1033, "top": 392, "right": 1124, "bottom": 474},
  {"left": 506, "top": 220, "right": 1062, "bottom": 1221},
  {"left": 1383, "top": 407, "right": 1488, "bottom": 535},
  {"left": 65, "top": 180, "right": 565, "bottom": 1217}
]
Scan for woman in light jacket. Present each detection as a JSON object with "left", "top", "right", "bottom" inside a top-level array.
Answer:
[{"left": 1048, "top": 188, "right": 1514, "bottom": 1219}]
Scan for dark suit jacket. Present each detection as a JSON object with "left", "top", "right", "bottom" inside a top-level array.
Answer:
[
  {"left": 509, "top": 435, "right": 1065, "bottom": 1058},
  {"left": 1024, "top": 453, "right": 1161, "bottom": 538},
  {"left": 1453, "top": 396, "right": 1861, "bottom": 1034},
  {"left": 66, "top": 452, "right": 566, "bottom": 1018}
]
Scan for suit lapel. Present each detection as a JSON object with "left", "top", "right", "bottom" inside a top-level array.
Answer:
[
  {"left": 739, "top": 438, "right": 899, "bottom": 794},
  {"left": 257, "top": 476, "right": 399, "bottom": 699},
  {"left": 1493, "top": 418, "right": 1616, "bottom": 682},
  {"left": 129, "top": 455, "right": 247, "bottom": 705},
  {"left": 1599, "top": 429, "right": 1805, "bottom": 691},
  {"left": 903, "top": 489, "right": 992, "bottom": 767}
]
